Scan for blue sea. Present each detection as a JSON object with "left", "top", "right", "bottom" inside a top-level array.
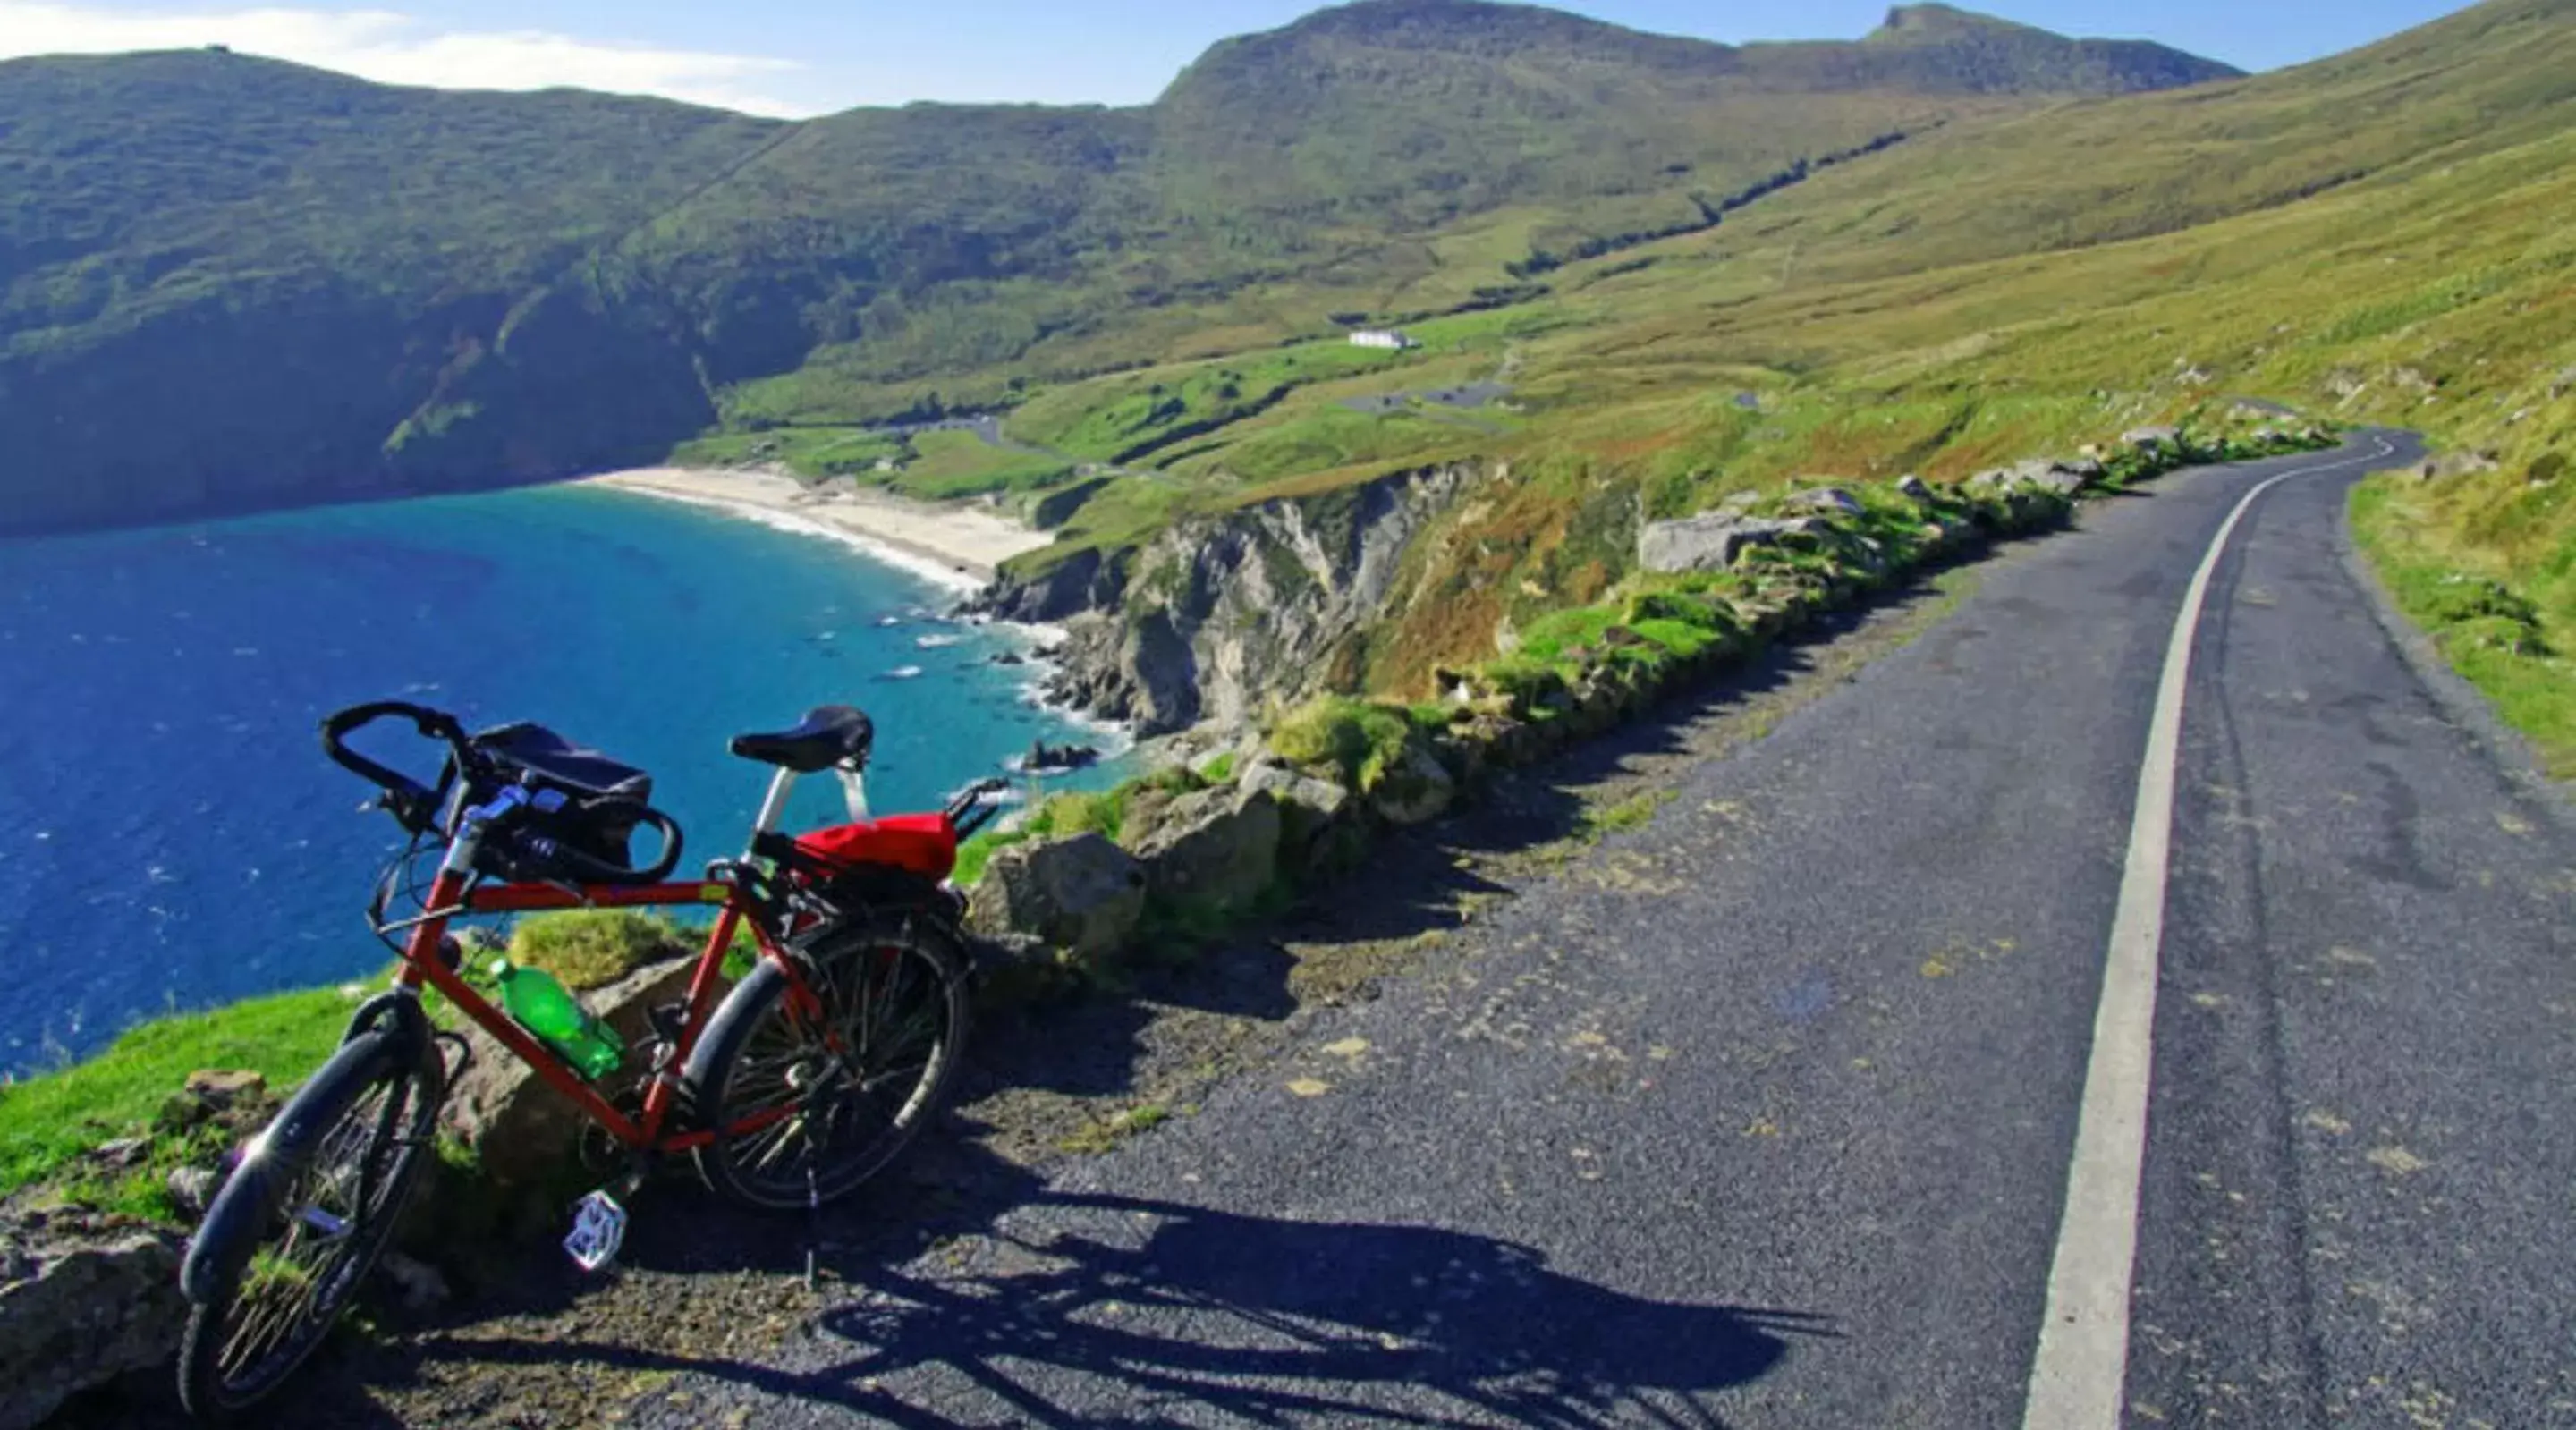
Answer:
[{"left": 0, "top": 485, "right": 1115, "bottom": 1073}]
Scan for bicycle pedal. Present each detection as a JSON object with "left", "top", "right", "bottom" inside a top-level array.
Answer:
[{"left": 564, "top": 1189, "right": 628, "bottom": 1273}]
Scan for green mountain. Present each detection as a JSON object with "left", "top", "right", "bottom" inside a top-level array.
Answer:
[
  {"left": 6, "top": 0, "right": 2568, "bottom": 774},
  {"left": 1019, "top": 0, "right": 2564, "bottom": 746},
  {"left": 1148, "top": 0, "right": 2236, "bottom": 224},
  {"left": 0, "top": 0, "right": 2237, "bottom": 532},
  {"left": 0, "top": 54, "right": 779, "bottom": 526}
]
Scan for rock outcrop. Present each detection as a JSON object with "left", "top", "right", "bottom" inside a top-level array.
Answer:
[
  {"left": 1240, "top": 757, "right": 1358, "bottom": 875},
  {"left": 1967, "top": 457, "right": 2105, "bottom": 497},
  {"left": 983, "top": 461, "right": 1485, "bottom": 734},
  {"left": 441, "top": 955, "right": 698, "bottom": 1190},
  {"left": 0, "top": 1212, "right": 188, "bottom": 1430},
  {"left": 1125, "top": 786, "right": 1284, "bottom": 912},
  {"left": 1638, "top": 513, "right": 1826, "bottom": 574},
  {"left": 960, "top": 427, "right": 2286, "bottom": 1004},
  {"left": 965, "top": 833, "right": 1147, "bottom": 964},
  {"left": 2414, "top": 450, "right": 2503, "bottom": 482},
  {"left": 1368, "top": 740, "right": 1457, "bottom": 826},
  {"left": 1787, "top": 487, "right": 1865, "bottom": 516}
]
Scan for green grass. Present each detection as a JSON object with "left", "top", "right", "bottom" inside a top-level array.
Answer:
[
  {"left": 1580, "top": 789, "right": 1677, "bottom": 840},
  {"left": 1514, "top": 606, "right": 1625, "bottom": 664},
  {"left": 952, "top": 829, "right": 1024, "bottom": 889},
  {"left": 1055, "top": 1102, "right": 1172, "bottom": 1155},
  {"left": 1267, "top": 696, "right": 1425, "bottom": 792},
  {"left": 1627, "top": 617, "right": 1724, "bottom": 657},
  {"left": 889, "top": 429, "right": 1077, "bottom": 500},
  {"left": 504, "top": 910, "right": 691, "bottom": 991},
  {"left": 0, "top": 986, "right": 355, "bottom": 1200},
  {"left": 1135, "top": 879, "right": 1300, "bottom": 956},
  {"left": 951, "top": 765, "right": 1221, "bottom": 887},
  {"left": 0, "top": 908, "right": 715, "bottom": 1209},
  {"left": 1172, "top": 406, "right": 1485, "bottom": 487},
  {"left": 670, "top": 426, "right": 906, "bottom": 480},
  {"left": 2352, "top": 468, "right": 2576, "bottom": 775},
  {"left": 674, "top": 423, "right": 1080, "bottom": 503},
  {"left": 1010, "top": 340, "right": 1416, "bottom": 465},
  {"left": 1027, "top": 788, "right": 1127, "bottom": 842}
]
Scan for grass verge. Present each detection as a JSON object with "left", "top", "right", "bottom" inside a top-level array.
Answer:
[
  {"left": 2351, "top": 473, "right": 2576, "bottom": 775},
  {"left": 0, "top": 986, "right": 355, "bottom": 1204},
  {"left": 0, "top": 910, "right": 715, "bottom": 1213}
]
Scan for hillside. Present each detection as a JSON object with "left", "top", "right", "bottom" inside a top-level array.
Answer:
[
  {"left": 0, "top": 0, "right": 2235, "bottom": 532},
  {"left": 9, "top": 3, "right": 2566, "bottom": 773},
  {"left": 1148, "top": 0, "right": 2233, "bottom": 225},
  {"left": 0, "top": 52, "right": 781, "bottom": 527},
  {"left": 948, "top": 0, "right": 2571, "bottom": 739}
]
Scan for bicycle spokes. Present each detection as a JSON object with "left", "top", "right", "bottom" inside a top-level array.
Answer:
[
  {"left": 210, "top": 1075, "right": 408, "bottom": 1386},
  {"left": 220, "top": 1193, "right": 360, "bottom": 1383},
  {"left": 729, "top": 950, "right": 945, "bottom": 1173}
]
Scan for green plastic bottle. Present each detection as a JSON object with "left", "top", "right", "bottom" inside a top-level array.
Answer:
[{"left": 490, "top": 960, "right": 625, "bottom": 1080}]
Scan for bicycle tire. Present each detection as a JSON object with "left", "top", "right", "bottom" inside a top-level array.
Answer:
[
  {"left": 686, "top": 918, "right": 971, "bottom": 1211},
  {"left": 176, "top": 1022, "right": 443, "bottom": 1419}
]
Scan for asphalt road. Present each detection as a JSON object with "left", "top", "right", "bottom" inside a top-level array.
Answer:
[{"left": 650, "top": 431, "right": 2576, "bottom": 1427}]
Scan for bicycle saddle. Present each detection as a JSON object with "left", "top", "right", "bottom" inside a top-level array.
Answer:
[{"left": 730, "top": 705, "right": 876, "bottom": 774}]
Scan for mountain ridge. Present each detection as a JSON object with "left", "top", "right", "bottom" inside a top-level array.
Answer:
[{"left": 0, "top": 2, "right": 2323, "bottom": 533}]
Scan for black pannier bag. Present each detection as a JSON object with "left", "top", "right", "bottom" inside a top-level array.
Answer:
[{"left": 456, "top": 723, "right": 680, "bottom": 884}]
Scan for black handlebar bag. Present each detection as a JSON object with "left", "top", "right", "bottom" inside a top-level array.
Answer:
[{"left": 454, "top": 723, "right": 673, "bottom": 883}]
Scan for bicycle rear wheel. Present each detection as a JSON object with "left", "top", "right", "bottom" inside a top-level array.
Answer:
[
  {"left": 687, "top": 918, "right": 971, "bottom": 1211},
  {"left": 176, "top": 1023, "right": 442, "bottom": 1419}
]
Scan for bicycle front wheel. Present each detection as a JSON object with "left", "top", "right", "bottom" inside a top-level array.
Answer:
[
  {"left": 176, "top": 1023, "right": 442, "bottom": 1419},
  {"left": 688, "top": 919, "right": 971, "bottom": 1211}
]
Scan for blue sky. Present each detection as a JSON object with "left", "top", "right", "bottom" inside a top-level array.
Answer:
[{"left": 0, "top": 0, "right": 2476, "bottom": 116}]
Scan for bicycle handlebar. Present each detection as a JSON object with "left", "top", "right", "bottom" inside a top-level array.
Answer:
[
  {"left": 504, "top": 815, "right": 686, "bottom": 887},
  {"left": 332, "top": 698, "right": 987, "bottom": 872},
  {"left": 462, "top": 783, "right": 686, "bottom": 887},
  {"left": 322, "top": 700, "right": 474, "bottom": 831},
  {"left": 947, "top": 777, "right": 1013, "bottom": 840}
]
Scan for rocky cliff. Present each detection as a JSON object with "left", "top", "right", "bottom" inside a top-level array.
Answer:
[{"left": 985, "top": 462, "right": 1487, "bottom": 734}]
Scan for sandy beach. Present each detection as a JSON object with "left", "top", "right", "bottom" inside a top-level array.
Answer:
[{"left": 580, "top": 467, "right": 1054, "bottom": 589}]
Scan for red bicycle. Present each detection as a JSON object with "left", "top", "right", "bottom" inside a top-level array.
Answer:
[{"left": 173, "top": 699, "right": 1006, "bottom": 1418}]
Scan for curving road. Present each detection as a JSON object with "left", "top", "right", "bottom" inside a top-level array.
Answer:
[{"left": 644, "top": 429, "right": 2576, "bottom": 1427}]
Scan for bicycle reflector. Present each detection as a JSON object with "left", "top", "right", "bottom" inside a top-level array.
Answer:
[{"left": 564, "top": 1189, "right": 628, "bottom": 1273}]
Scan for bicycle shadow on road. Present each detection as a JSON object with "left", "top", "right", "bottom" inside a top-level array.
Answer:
[
  {"left": 808, "top": 1190, "right": 1833, "bottom": 1426},
  {"left": 411, "top": 1189, "right": 1834, "bottom": 1428}
]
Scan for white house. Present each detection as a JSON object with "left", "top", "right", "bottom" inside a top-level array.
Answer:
[{"left": 1349, "top": 329, "right": 1418, "bottom": 351}]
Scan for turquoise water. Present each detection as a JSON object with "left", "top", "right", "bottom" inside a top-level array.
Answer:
[{"left": 0, "top": 485, "right": 1111, "bottom": 1071}]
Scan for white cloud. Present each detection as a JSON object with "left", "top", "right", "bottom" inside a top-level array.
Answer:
[{"left": 0, "top": 3, "right": 814, "bottom": 116}]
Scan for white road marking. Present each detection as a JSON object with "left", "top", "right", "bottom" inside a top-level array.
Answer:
[{"left": 2021, "top": 437, "right": 2397, "bottom": 1428}]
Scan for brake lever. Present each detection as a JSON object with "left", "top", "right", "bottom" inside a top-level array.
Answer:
[
  {"left": 951, "top": 780, "right": 1013, "bottom": 839},
  {"left": 360, "top": 791, "right": 418, "bottom": 823}
]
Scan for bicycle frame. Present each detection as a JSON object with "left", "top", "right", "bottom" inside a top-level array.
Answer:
[{"left": 384, "top": 762, "right": 857, "bottom": 1155}]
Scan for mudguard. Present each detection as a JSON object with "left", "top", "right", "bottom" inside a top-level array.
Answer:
[{"left": 176, "top": 998, "right": 431, "bottom": 1304}]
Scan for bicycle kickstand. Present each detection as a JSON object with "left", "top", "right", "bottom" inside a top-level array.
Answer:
[{"left": 802, "top": 1166, "right": 823, "bottom": 1294}]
